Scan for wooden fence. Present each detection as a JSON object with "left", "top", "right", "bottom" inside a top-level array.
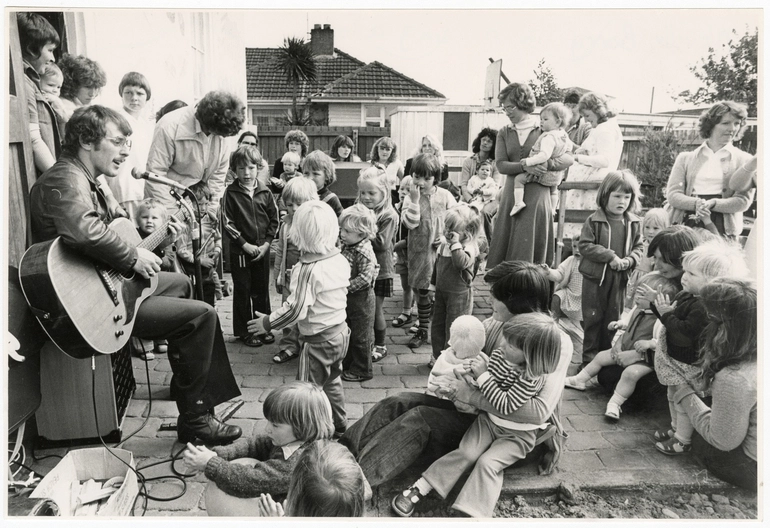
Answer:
[{"left": 257, "top": 125, "right": 390, "bottom": 166}]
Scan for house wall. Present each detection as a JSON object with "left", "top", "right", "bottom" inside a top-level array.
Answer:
[
  {"left": 68, "top": 10, "right": 247, "bottom": 119},
  {"left": 328, "top": 103, "right": 361, "bottom": 127}
]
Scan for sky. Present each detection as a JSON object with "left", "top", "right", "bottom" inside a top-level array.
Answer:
[{"left": 236, "top": 7, "right": 760, "bottom": 114}]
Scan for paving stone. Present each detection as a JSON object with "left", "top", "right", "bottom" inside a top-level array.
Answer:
[
  {"left": 361, "top": 376, "right": 404, "bottom": 389},
  {"left": 153, "top": 359, "right": 173, "bottom": 372},
  {"left": 126, "top": 400, "right": 149, "bottom": 418},
  {"left": 558, "top": 400, "right": 582, "bottom": 415},
  {"left": 236, "top": 388, "right": 265, "bottom": 402},
  {"left": 121, "top": 417, "right": 163, "bottom": 438},
  {"left": 380, "top": 364, "right": 422, "bottom": 376},
  {"left": 574, "top": 400, "right": 612, "bottom": 415},
  {"left": 567, "top": 414, "right": 620, "bottom": 432},
  {"left": 228, "top": 363, "right": 273, "bottom": 376},
  {"left": 134, "top": 384, "right": 172, "bottom": 401},
  {"left": 396, "top": 353, "right": 433, "bottom": 365},
  {"left": 402, "top": 377, "right": 432, "bottom": 388},
  {"left": 346, "top": 403, "right": 364, "bottom": 420},
  {"left": 268, "top": 362, "right": 300, "bottom": 376},
  {"left": 557, "top": 450, "right": 605, "bottom": 472},
  {"left": 224, "top": 352, "right": 256, "bottom": 364},
  {"left": 601, "top": 430, "right": 655, "bottom": 449},
  {"left": 564, "top": 431, "right": 612, "bottom": 451},
  {"left": 596, "top": 449, "right": 656, "bottom": 469},
  {"left": 146, "top": 481, "right": 205, "bottom": 511},
  {"left": 344, "top": 388, "right": 389, "bottom": 403},
  {"left": 241, "top": 375, "right": 288, "bottom": 388},
  {"left": 143, "top": 400, "right": 180, "bottom": 418},
  {"left": 134, "top": 369, "right": 172, "bottom": 386},
  {"left": 122, "top": 437, "right": 180, "bottom": 458},
  {"left": 234, "top": 400, "right": 265, "bottom": 419}
]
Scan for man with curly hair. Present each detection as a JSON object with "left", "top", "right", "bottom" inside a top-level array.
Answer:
[{"left": 145, "top": 90, "right": 246, "bottom": 216}]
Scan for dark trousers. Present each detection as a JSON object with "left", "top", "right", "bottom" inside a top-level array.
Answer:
[
  {"left": 132, "top": 272, "right": 240, "bottom": 414},
  {"left": 431, "top": 289, "right": 472, "bottom": 359},
  {"left": 340, "top": 392, "right": 477, "bottom": 487},
  {"left": 581, "top": 271, "right": 625, "bottom": 363},
  {"left": 692, "top": 433, "right": 757, "bottom": 491},
  {"left": 344, "top": 289, "right": 375, "bottom": 378},
  {"left": 231, "top": 250, "right": 271, "bottom": 337}
]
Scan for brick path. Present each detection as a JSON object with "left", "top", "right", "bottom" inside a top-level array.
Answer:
[{"left": 30, "top": 272, "right": 736, "bottom": 517}]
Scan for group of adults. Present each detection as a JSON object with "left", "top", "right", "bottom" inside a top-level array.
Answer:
[{"left": 342, "top": 82, "right": 757, "bottom": 495}]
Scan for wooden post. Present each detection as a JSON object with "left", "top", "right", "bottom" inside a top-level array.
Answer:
[{"left": 352, "top": 128, "right": 359, "bottom": 158}]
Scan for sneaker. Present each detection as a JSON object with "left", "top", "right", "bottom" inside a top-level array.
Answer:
[
  {"left": 605, "top": 402, "right": 621, "bottom": 421},
  {"left": 564, "top": 376, "right": 586, "bottom": 391},
  {"left": 407, "top": 329, "right": 428, "bottom": 349},
  {"left": 655, "top": 437, "right": 692, "bottom": 456},
  {"left": 391, "top": 487, "right": 424, "bottom": 517}
]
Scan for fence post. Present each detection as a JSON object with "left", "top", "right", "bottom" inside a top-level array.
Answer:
[{"left": 352, "top": 129, "right": 359, "bottom": 156}]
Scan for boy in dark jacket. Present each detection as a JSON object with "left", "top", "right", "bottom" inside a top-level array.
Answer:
[{"left": 224, "top": 145, "right": 279, "bottom": 347}]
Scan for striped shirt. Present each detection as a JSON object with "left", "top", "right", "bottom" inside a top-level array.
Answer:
[
  {"left": 477, "top": 349, "right": 545, "bottom": 416},
  {"left": 341, "top": 239, "right": 379, "bottom": 293}
]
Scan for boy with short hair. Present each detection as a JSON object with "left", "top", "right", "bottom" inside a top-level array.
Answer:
[
  {"left": 224, "top": 145, "right": 279, "bottom": 347},
  {"left": 177, "top": 182, "right": 223, "bottom": 307}
]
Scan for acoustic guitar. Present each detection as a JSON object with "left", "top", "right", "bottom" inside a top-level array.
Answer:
[{"left": 19, "top": 207, "right": 192, "bottom": 359}]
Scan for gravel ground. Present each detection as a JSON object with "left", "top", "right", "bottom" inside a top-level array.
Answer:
[{"left": 407, "top": 484, "right": 758, "bottom": 519}]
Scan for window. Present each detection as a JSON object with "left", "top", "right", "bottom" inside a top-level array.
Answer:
[
  {"left": 364, "top": 105, "right": 385, "bottom": 127},
  {"left": 443, "top": 112, "right": 470, "bottom": 151}
]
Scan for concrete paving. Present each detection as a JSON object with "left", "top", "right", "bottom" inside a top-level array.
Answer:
[{"left": 29, "top": 272, "right": 738, "bottom": 517}]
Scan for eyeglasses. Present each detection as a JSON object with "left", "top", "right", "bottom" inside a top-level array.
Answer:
[
  {"left": 104, "top": 136, "right": 132, "bottom": 149},
  {"left": 501, "top": 104, "right": 517, "bottom": 112}
]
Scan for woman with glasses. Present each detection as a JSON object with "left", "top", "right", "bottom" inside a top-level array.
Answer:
[{"left": 487, "top": 83, "right": 573, "bottom": 268}]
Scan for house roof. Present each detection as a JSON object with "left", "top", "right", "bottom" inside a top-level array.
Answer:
[{"left": 246, "top": 48, "right": 445, "bottom": 101}]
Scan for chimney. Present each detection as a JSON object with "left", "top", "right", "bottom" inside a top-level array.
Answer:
[{"left": 310, "top": 24, "right": 334, "bottom": 57}]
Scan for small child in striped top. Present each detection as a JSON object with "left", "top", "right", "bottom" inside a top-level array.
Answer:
[{"left": 392, "top": 312, "right": 562, "bottom": 518}]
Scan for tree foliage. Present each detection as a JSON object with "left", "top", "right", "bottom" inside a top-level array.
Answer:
[
  {"left": 528, "top": 59, "right": 564, "bottom": 106},
  {"left": 678, "top": 28, "right": 757, "bottom": 117},
  {"left": 633, "top": 120, "right": 699, "bottom": 208},
  {"left": 275, "top": 37, "right": 318, "bottom": 126}
]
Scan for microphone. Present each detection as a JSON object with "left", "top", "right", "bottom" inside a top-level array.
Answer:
[{"left": 132, "top": 168, "right": 188, "bottom": 192}]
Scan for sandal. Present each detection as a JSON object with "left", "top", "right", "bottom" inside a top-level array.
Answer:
[
  {"left": 273, "top": 350, "right": 297, "bottom": 364},
  {"left": 653, "top": 428, "right": 675, "bottom": 442},
  {"left": 243, "top": 334, "right": 263, "bottom": 347},
  {"left": 655, "top": 437, "right": 692, "bottom": 455},
  {"left": 372, "top": 346, "right": 388, "bottom": 363},
  {"left": 392, "top": 312, "right": 413, "bottom": 328},
  {"left": 262, "top": 333, "right": 275, "bottom": 344}
]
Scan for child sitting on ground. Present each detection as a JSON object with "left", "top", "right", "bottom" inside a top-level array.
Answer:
[
  {"left": 272, "top": 177, "right": 319, "bottom": 365},
  {"left": 392, "top": 313, "right": 561, "bottom": 518},
  {"left": 176, "top": 182, "right": 222, "bottom": 307},
  {"left": 625, "top": 208, "right": 670, "bottom": 309},
  {"left": 303, "top": 150, "right": 344, "bottom": 216},
  {"left": 640, "top": 238, "right": 749, "bottom": 455},
  {"left": 249, "top": 201, "right": 351, "bottom": 438},
  {"left": 270, "top": 150, "right": 301, "bottom": 206},
  {"left": 338, "top": 204, "right": 380, "bottom": 383},
  {"left": 512, "top": 102, "right": 573, "bottom": 216},
  {"left": 466, "top": 160, "right": 499, "bottom": 208},
  {"left": 256, "top": 440, "right": 367, "bottom": 517},
  {"left": 182, "top": 381, "right": 334, "bottom": 517},
  {"left": 224, "top": 144, "right": 279, "bottom": 347},
  {"left": 427, "top": 315, "right": 485, "bottom": 414},
  {"left": 564, "top": 271, "right": 679, "bottom": 421}
]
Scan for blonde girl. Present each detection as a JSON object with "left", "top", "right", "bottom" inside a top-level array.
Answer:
[
  {"left": 338, "top": 204, "right": 379, "bottom": 383},
  {"left": 578, "top": 170, "right": 644, "bottom": 365},
  {"left": 430, "top": 203, "right": 481, "bottom": 361},
  {"left": 182, "top": 381, "right": 334, "bottom": 517},
  {"left": 357, "top": 166, "right": 399, "bottom": 362},
  {"left": 392, "top": 312, "right": 562, "bottom": 518},
  {"left": 625, "top": 207, "right": 670, "bottom": 309},
  {"left": 370, "top": 136, "right": 405, "bottom": 204}
]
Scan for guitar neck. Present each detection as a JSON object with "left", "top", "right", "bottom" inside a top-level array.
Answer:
[{"left": 138, "top": 207, "right": 190, "bottom": 252}]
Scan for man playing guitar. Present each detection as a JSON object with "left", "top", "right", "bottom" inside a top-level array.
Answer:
[{"left": 29, "top": 105, "right": 242, "bottom": 446}]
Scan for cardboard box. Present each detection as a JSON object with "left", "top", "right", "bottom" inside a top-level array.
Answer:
[{"left": 30, "top": 447, "right": 139, "bottom": 516}]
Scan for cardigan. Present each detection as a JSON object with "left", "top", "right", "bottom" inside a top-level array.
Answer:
[
  {"left": 665, "top": 143, "right": 754, "bottom": 237},
  {"left": 207, "top": 436, "right": 308, "bottom": 499}
]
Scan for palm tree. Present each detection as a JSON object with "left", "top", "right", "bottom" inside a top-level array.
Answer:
[{"left": 275, "top": 37, "right": 317, "bottom": 126}]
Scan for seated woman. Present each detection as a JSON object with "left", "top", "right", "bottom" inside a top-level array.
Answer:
[
  {"left": 665, "top": 101, "right": 754, "bottom": 240},
  {"left": 404, "top": 134, "right": 450, "bottom": 183},
  {"left": 596, "top": 225, "right": 701, "bottom": 407},
  {"left": 672, "top": 278, "right": 756, "bottom": 491},
  {"left": 340, "top": 261, "right": 573, "bottom": 488}
]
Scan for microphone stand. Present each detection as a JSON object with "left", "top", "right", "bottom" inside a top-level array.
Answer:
[{"left": 170, "top": 188, "right": 205, "bottom": 302}]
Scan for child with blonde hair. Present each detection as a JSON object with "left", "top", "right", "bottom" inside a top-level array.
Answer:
[
  {"left": 427, "top": 315, "right": 485, "bottom": 414},
  {"left": 269, "top": 150, "right": 302, "bottom": 202},
  {"left": 338, "top": 204, "right": 379, "bottom": 382},
  {"left": 579, "top": 170, "right": 644, "bottom": 365},
  {"left": 543, "top": 234, "right": 583, "bottom": 325},
  {"left": 357, "top": 166, "right": 399, "bottom": 363},
  {"left": 272, "top": 177, "right": 319, "bottom": 364},
  {"left": 392, "top": 313, "right": 562, "bottom": 518},
  {"left": 182, "top": 381, "right": 334, "bottom": 517},
  {"left": 512, "top": 102, "right": 574, "bottom": 216},
  {"left": 466, "top": 159, "right": 499, "bottom": 208},
  {"left": 249, "top": 201, "right": 351, "bottom": 437},
  {"left": 641, "top": 238, "right": 750, "bottom": 455},
  {"left": 565, "top": 272, "right": 679, "bottom": 421},
  {"left": 625, "top": 207, "right": 670, "bottom": 309},
  {"left": 257, "top": 440, "right": 367, "bottom": 517},
  {"left": 303, "top": 150, "right": 343, "bottom": 216},
  {"left": 370, "top": 137, "right": 405, "bottom": 204},
  {"left": 402, "top": 154, "right": 458, "bottom": 351},
  {"left": 431, "top": 203, "right": 481, "bottom": 361}
]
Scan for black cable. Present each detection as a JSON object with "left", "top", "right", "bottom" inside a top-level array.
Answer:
[
  {"left": 116, "top": 341, "right": 153, "bottom": 447},
  {"left": 8, "top": 460, "right": 36, "bottom": 475}
]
